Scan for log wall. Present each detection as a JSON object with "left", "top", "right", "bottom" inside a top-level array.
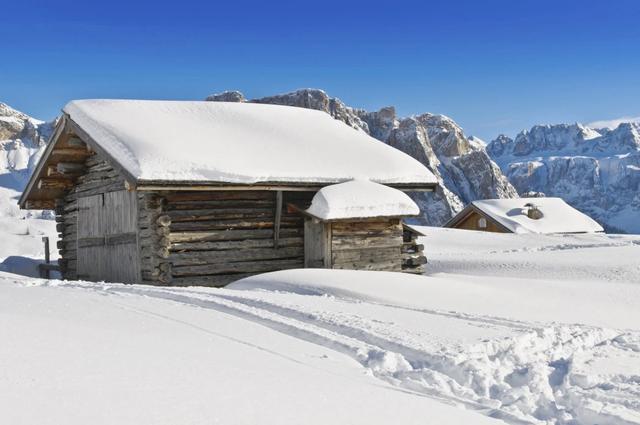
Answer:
[
  {"left": 55, "top": 157, "right": 424, "bottom": 285},
  {"left": 139, "top": 190, "right": 313, "bottom": 287},
  {"left": 330, "top": 219, "right": 404, "bottom": 272},
  {"left": 401, "top": 226, "right": 427, "bottom": 274}
]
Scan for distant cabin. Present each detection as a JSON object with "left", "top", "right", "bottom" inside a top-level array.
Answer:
[
  {"left": 19, "top": 99, "right": 437, "bottom": 286},
  {"left": 444, "top": 198, "right": 604, "bottom": 234}
]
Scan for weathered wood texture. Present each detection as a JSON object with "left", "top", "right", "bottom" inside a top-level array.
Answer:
[
  {"left": 329, "top": 219, "right": 404, "bottom": 272},
  {"left": 56, "top": 155, "right": 128, "bottom": 279},
  {"left": 54, "top": 155, "right": 420, "bottom": 285},
  {"left": 401, "top": 227, "right": 427, "bottom": 274},
  {"left": 304, "top": 219, "right": 330, "bottom": 268},
  {"left": 76, "top": 190, "right": 139, "bottom": 283},
  {"left": 139, "top": 190, "right": 313, "bottom": 287}
]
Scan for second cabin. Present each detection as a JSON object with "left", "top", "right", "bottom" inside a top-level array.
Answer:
[
  {"left": 444, "top": 198, "right": 604, "bottom": 234},
  {"left": 19, "top": 99, "right": 437, "bottom": 286}
]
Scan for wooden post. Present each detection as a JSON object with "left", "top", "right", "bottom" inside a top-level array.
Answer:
[
  {"left": 274, "top": 190, "right": 283, "bottom": 249},
  {"left": 42, "top": 236, "right": 50, "bottom": 279}
]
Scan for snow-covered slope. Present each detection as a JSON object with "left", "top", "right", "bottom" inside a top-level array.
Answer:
[
  {"left": 207, "top": 89, "right": 518, "bottom": 225},
  {"left": 2, "top": 228, "right": 639, "bottom": 425},
  {"left": 0, "top": 103, "right": 57, "bottom": 274},
  {"left": 487, "top": 123, "right": 640, "bottom": 234}
]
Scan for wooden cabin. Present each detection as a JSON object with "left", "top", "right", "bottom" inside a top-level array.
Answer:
[
  {"left": 19, "top": 99, "right": 437, "bottom": 286},
  {"left": 444, "top": 198, "right": 604, "bottom": 234}
]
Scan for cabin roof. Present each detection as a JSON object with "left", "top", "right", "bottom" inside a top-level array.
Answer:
[
  {"left": 20, "top": 99, "right": 438, "bottom": 208},
  {"left": 304, "top": 179, "right": 420, "bottom": 221},
  {"left": 67, "top": 99, "right": 436, "bottom": 186},
  {"left": 446, "top": 197, "right": 604, "bottom": 234}
]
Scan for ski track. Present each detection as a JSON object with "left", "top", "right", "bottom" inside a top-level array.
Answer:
[
  {"left": 43, "top": 280, "right": 640, "bottom": 425},
  {"left": 489, "top": 239, "right": 640, "bottom": 254}
]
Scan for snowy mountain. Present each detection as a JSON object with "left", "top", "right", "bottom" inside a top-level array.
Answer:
[
  {"left": 0, "top": 103, "right": 57, "bottom": 273},
  {"left": 487, "top": 123, "right": 640, "bottom": 233},
  {"left": 207, "top": 89, "right": 518, "bottom": 225},
  {"left": 0, "top": 102, "right": 54, "bottom": 192}
]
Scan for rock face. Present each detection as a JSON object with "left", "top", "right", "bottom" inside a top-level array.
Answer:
[
  {"left": 487, "top": 123, "right": 640, "bottom": 233},
  {"left": 0, "top": 103, "right": 55, "bottom": 219},
  {"left": 205, "top": 91, "right": 245, "bottom": 103},
  {"left": 207, "top": 89, "right": 517, "bottom": 225},
  {"left": 0, "top": 103, "right": 54, "bottom": 190}
]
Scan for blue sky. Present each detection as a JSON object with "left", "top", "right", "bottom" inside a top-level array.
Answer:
[{"left": 2, "top": 0, "right": 639, "bottom": 140}]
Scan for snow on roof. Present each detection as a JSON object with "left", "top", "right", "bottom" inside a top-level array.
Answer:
[
  {"left": 471, "top": 197, "right": 604, "bottom": 234},
  {"left": 63, "top": 100, "right": 437, "bottom": 186},
  {"left": 305, "top": 179, "right": 419, "bottom": 220}
]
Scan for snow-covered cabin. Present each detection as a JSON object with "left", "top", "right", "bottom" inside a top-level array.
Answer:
[
  {"left": 19, "top": 100, "right": 437, "bottom": 286},
  {"left": 444, "top": 197, "right": 604, "bottom": 234},
  {"left": 300, "top": 180, "right": 427, "bottom": 274}
]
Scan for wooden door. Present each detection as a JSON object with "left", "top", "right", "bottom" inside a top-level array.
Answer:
[
  {"left": 304, "top": 219, "right": 331, "bottom": 268},
  {"left": 77, "top": 190, "right": 139, "bottom": 283}
]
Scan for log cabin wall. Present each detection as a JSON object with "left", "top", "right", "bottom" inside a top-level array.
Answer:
[
  {"left": 56, "top": 154, "right": 137, "bottom": 281},
  {"left": 139, "top": 190, "right": 314, "bottom": 287},
  {"left": 330, "top": 219, "right": 404, "bottom": 272},
  {"left": 401, "top": 226, "right": 427, "bottom": 274}
]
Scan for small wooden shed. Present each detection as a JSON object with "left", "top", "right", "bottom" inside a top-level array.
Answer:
[
  {"left": 444, "top": 198, "right": 604, "bottom": 234},
  {"left": 300, "top": 180, "right": 427, "bottom": 273},
  {"left": 19, "top": 99, "right": 437, "bottom": 286}
]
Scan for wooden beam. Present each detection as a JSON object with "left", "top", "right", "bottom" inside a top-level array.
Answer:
[
  {"left": 136, "top": 184, "right": 321, "bottom": 192},
  {"left": 51, "top": 148, "right": 90, "bottom": 157},
  {"left": 25, "top": 200, "right": 55, "bottom": 210},
  {"left": 274, "top": 190, "right": 282, "bottom": 249},
  {"left": 56, "top": 162, "right": 86, "bottom": 175},
  {"left": 46, "top": 165, "right": 66, "bottom": 178},
  {"left": 66, "top": 137, "right": 87, "bottom": 148},
  {"left": 168, "top": 228, "right": 302, "bottom": 243},
  {"left": 37, "top": 178, "right": 73, "bottom": 190},
  {"left": 135, "top": 180, "right": 435, "bottom": 192}
]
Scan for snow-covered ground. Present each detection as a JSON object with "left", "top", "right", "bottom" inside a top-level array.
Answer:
[
  {"left": 0, "top": 185, "right": 57, "bottom": 276},
  {"left": 1, "top": 227, "right": 639, "bottom": 424}
]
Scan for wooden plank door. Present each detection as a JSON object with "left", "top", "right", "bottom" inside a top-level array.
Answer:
[
  {"left": 77, "top": 190, "right": 139, "bottom": 283},
  {"left": 304, "top": 219, "right": 330, "bottom": 268}
]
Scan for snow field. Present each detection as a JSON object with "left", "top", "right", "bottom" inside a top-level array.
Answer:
[
  {"left": 1, "top": 225, "right": 639, "bottom": 424},
  {"left": 0, "top": 274, "right": 502, "bottom": 425}
]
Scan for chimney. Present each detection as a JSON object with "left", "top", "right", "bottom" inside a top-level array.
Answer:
[{"left": 524, "top": 203, "right": 543, "bottom": 220}]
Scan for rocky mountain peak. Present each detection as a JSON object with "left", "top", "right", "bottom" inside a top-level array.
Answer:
[
  {"left": 205, "top": 90, "right": 246, "bottom": 102},
  {"left": 487, "top": 121, "right": 640, "bottom": 233},
  {"left": 0, "top": 103, "right": 55, "bottom": 202},
  {"left": 360, "top": 106, "right": 398, "bottom": 141},
  {"left": 0, "top": 102, "right": 36, "bottom": 141},
  {"left": 414, "top": 113, "right": 473, "bottom": 158},
  {"left": 252, "top": 89, "right": 369, "bottom": 131}
]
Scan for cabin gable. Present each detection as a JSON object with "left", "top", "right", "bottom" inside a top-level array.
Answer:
[
  {"left": 444, "top": 205, "right": 511, "bottom": 233},
  {"left": 453, "top": 208, "right": 510, "bottom": 233}
]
